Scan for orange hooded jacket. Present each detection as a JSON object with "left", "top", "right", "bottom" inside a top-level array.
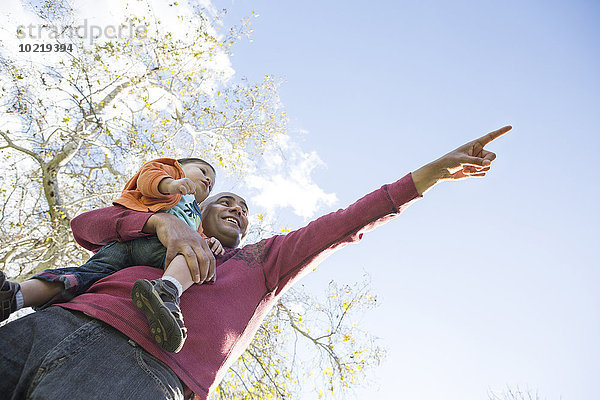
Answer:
[{"left": 113, "top": 158, "right": 185, "bottom": 212}]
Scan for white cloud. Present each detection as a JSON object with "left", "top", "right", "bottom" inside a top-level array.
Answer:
[{"left": 244, "top": 134, "right": 337, "bottom": 219}]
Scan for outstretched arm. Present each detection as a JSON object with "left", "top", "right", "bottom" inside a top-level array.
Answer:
[{"left": 258, "top": 126, "right": 512, "bottom": 294}]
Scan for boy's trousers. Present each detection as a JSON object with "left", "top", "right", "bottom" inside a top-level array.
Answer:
[{"left": 32, "top": 236, "right": 167, "bottom": 308}]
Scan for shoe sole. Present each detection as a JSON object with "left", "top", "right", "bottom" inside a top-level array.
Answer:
[{"left": 131, "top": 280, "right": 184, "bottom": 353}]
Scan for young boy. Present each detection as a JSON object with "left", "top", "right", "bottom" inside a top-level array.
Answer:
[{"left": 0, "top": 157, "right": 221, "bottom": 353}]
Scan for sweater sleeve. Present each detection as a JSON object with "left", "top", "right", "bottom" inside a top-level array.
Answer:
[
  {"left": 260, "top": 173, "right": 422, "bottom": 295},
  {"left": 136, "top": 160, "right": 181, "bottom": 198},
  {"left": 70, "top": 206, "right": 153, "bottom": 253}
]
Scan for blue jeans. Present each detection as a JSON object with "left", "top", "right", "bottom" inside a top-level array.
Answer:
[
  {"left": 0, "top": 307, "right": 184, "bottom": 399},
  {"left": 33, "top": 236, "right": 167, "bottom": 307}
]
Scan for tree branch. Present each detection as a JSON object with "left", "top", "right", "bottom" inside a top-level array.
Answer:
[{"left": 0, "top": 131, "right": 44, "bottom": 165}]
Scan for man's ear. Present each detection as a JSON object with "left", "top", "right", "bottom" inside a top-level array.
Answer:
[{"left": 198, "top": 198, "right": 212, "bottom": 215}]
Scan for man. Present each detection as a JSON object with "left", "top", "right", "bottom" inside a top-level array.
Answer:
[{"left": 0, "top": 126, "right": 511, "bottom": 399}]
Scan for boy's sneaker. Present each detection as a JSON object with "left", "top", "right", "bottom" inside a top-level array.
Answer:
[
  {"left": 1, "top": 270, "right": 21, "bottom": 322},
  {"left": 131, "top": 279, "right": 187, "bottom": 353}
]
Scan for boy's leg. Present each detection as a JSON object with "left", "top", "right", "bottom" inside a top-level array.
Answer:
[
  {"left": 128, "top": 236, "right": 194, "bottom": 294},
  {"left": 28, "top": 241, "right": 133, "bottom": 309},
  {"left": 130, "top": 251, "right": 192, "bottom": 353},
  {"left": 131, "top": 275, "right": 187, "bottom": 353},
  {"left": 19, "top": 279, "right": 62, "bottom": 308},
  {"left": 3, "top": 237, "right": 168, "bottom": 321},
  {"left": 128, "top": 236, "right": 168, "bottom": 269},
  {"left": 163, "top": 254, "right": 195, "bottom": 293},
  {"left": 114, "top": 236, "right": 191, "bottom": 353}
]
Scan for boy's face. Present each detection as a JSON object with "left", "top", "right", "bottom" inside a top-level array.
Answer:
[{"left": 181, "top": 161, "right": 215, "bottom": 203}]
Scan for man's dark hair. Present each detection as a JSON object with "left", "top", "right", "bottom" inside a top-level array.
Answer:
[{"left": 177, "top": 158, "right": 216, "bottom": 175}]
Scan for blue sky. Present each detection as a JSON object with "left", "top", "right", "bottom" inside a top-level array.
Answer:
[{"left": 213, "top": 1, "right": 599, "bottom": 399}]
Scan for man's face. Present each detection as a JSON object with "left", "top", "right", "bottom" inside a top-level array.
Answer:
[
  {"left": 200, "top": 192, "right": 249, "bottom": 248},
  {"left": 181, "top": 161, "right": 216, "bottom": 204}
]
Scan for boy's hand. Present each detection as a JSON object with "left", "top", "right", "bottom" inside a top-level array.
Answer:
[
  {"left": 159, "top": 177, "right": 196, "bottom": 195},
  {"left": 207, "top": 237, "right": 225, "bottom": 256}
]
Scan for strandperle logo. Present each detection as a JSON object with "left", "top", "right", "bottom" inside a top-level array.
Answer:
[{"left": 16, "top": 20, "right": 147, "bottom": 44}]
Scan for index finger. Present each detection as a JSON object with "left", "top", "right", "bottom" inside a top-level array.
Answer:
[{"left": 476, "top": 125, "right": 512, "bottom": 146}]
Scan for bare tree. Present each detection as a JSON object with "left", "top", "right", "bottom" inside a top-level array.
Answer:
[
  {"left": 489, "top": 386, "right": 552, "bottom": 400},
  {"left": 215, "top": 279, "right": 384, "bottom": 399}
]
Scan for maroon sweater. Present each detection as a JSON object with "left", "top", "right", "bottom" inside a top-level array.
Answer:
[{"left": 59, "top": 174, "right": 421, "bottom": 399}]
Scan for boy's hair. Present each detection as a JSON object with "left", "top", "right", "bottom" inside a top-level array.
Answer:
[{"left": 177, "top": 157, "right": 216, "bottom": 175}]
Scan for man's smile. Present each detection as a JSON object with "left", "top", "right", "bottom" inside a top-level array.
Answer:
[{"left": 222, "top": 216, "right": 240, "bottom": 228}]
